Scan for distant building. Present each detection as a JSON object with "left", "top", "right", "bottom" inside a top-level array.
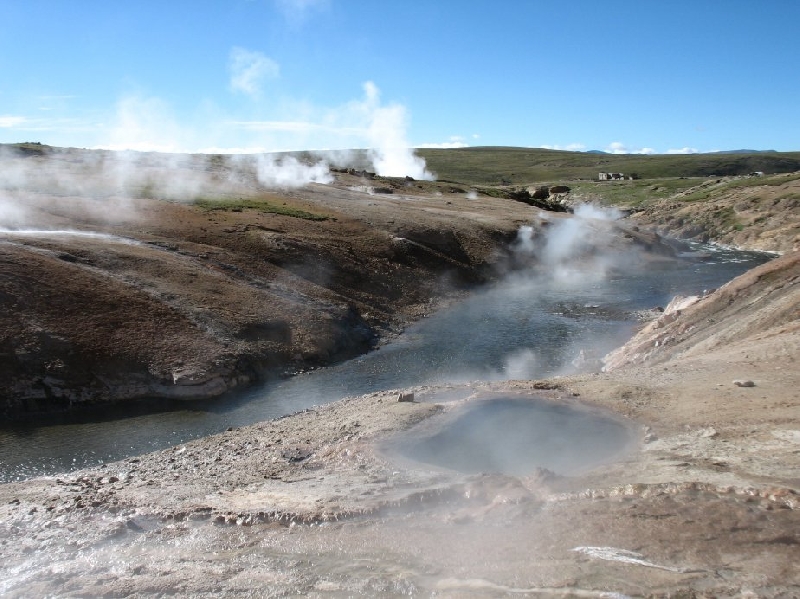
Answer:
[{"left": 598, "top": 172, "right": 626, "bottom": 181}]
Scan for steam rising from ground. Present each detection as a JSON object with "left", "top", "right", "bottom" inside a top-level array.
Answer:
[
  {"left": 485, "top": 204, "right": 634, "bottom": 380},
  {"left": 0, "top": 149, "right": 231, "bottom": 230},
  {"left": 357, "top": 82, "right": 435, "bottom": 180},
  {"left": 515, "top": 204, "right": 625, "bottom": 284},
  {"left": 253, "top": 154, "right": 332, "bottom": 186},
  {"left": 0, "top": 148, "right": 328, "bottom": 230},
  {"left": 93, "top": 81, "right": 433, "bottom": 181},
  {"left": 0, "top": 79, "right": 438, "bottom": 229}
]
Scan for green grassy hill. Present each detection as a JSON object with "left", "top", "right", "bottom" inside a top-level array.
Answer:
[
  {"left": 4, "top": 142, "right": 799, "bottom": 188},
  {"left": 417, "top": 147, "right": 800, "bottom": 185}
]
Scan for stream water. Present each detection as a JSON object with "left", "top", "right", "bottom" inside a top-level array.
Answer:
[{"left": 0, "top": 241, "right": 772, "bottom": 482}]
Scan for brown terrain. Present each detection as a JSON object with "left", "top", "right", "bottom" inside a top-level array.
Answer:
[
  {"left": 0, "top": 149, "right": 799, "bottom": 597},
  {"left": 628, "top": 172, "right": 800, "bottom": 253}
]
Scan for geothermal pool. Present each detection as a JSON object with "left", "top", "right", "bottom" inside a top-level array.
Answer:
[
  {"left": 0, "top": 242, "right": 772, "bottom": 481},
  {"left": 384, "top": 396, "right": 635, "bottom": 477}
]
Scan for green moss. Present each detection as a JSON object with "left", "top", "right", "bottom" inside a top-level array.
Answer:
[{"left": 194, "top": 198, "right": 329, "bottom": 221}]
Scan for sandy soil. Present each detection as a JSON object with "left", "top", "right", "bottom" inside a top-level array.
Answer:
[{"left": 1, "top": 152, "right": 799, "bottom": 596}]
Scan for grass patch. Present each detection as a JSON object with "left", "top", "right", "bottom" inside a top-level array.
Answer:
[
  {"left": 568, "top": 178, "right": 700, "bottom": 207},
  {"left": 677, "top": 172, "right": 800, "bottom": 203},
  {"left": 716, "top": 206, "right": 741, "bottom": 230},
  {"left": 194, "top": 197, "right": 329, "bottom": 221},
  {"left": 678, "top": 189, "right": 714, "bottom": 203}
]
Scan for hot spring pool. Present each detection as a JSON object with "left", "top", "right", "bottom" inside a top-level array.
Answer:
[{"left": 384, "top": 396, "right": 635, "bottom": 477}]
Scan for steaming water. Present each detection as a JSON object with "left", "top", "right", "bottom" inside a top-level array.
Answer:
[
  {"left": 386, "top": 397, "right": 634, "bottom": 476},
  {"left": 0, "top": 243, "right": 771, "bottom": 481}
]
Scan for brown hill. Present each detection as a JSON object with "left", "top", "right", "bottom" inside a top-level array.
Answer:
[{"left": 0, "top": 152, "right": 539, "bottom": 417}]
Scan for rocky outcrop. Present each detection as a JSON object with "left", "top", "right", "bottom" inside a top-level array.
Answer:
[
  {"left": 629, "top": 172, "right": 800, "bottom": 253},
  {"left": 604, "top": 251, "right": 800, "bottom": 370}
]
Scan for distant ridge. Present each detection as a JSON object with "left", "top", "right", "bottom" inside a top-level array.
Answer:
[
  {"left": 417, "top": 146, "right": 800, "bottom": 184},
  {"left": 4, "top": 142, "right": 799, "bottom": 185},
  {"left": 711, "top": 149, "right": 778, "bottom": 154},
  {"left": 584, "top": 149, "right": 778, "bottom": 155}
]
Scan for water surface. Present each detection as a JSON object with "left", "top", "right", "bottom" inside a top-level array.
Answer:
[{"left": 385, "top": 396, "right": 635, "bottom": 476}]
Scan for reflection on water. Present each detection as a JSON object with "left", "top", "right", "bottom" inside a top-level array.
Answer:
[
  {"left": 385, "top": 397, "right": 634, "bottom": 476},
  {"left": 0, "top": 244, "right": 772, "bottom": 481}
]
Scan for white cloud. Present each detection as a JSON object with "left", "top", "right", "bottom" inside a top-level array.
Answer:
[
  {"left": 275, "top": 0, "right": 329, "bottom": 23},
  {"left": 229, "top": 47, "right": 280, "bottom": 98},
  {"left": 417, "top": 141, "right": 469, "bottom": 149},
  {"left": 605, "top": 141, "right": 657, "bottom": 155},
  {"left": 418, "top": 135, "right": 470, "bottom": 149},
  {"left": 666, "top": 147, "right": 700, "bottom": 154},
  {"left": 539, "top": 143, "right": 586, "bottom": 152},
  {"left": 0, "top": 116, "right": 26, "bottom": 128},
  {"left": 605, "top": 141, "right": 629, "bottom": 154}
]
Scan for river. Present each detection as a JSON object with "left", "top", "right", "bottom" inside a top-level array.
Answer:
[{"left": 0, "top": 239, "right": 772, "bottom": 482}]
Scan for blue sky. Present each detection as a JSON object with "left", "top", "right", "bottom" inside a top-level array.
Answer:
[{"left": 1, "top": 0, "right": 798, "bottom": 155}]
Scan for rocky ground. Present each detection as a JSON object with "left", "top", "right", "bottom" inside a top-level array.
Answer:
[{"left": 1, "top": 152, "right": 799, "bottom": 596}]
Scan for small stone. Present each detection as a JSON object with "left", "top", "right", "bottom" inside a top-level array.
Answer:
[
  {"left": 397, "top": 392, "right": 415, "bottom": 402},
  {"left": 643, "top": 428, "right": 658, "bottom": 443},
  {"left": 733, "top": 380, "right": 756, "bottom": 387},
  {"left": 700, "top": 427, "right": 718, "bottom": 438}
]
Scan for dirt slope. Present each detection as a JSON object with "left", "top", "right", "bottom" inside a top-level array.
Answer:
[
  {"left": 604, "top": 250, "right": 800, "bottom": 369},
  {"left": 629, "top": 172, "right": 800, "bottom": 252},
  {"left": 0, "top": 154, "right": 541, "bottom": 417}
]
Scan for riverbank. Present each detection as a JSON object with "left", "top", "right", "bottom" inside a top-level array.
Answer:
[{"left": 0, "top": 151, "right": 541, "bottom": 418}]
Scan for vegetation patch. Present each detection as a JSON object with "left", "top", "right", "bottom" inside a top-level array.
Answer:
[
  {"left": 569, "top": 178, "right": 700, "bottom": 207},
  {"left": 415, "top": 147, "right": 800, "bottom": 184},
  {"left": 194, "top": 197, "right": 329, "bottom": 221}
]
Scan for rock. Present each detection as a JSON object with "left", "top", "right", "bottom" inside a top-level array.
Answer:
[
  {"left": 549, "top": 185, "right": 571, "bottom": 194},
  {"left": 664, "top": 295, "right": 701, "bottom": 315},
  {"left": 397, "top": 392, "right": 415, "bottom": 403},
  {"left": 700, "top": 427, "right": 718, "bottom": 438},
  {"left": 733, "top": 380, "right": 756, "bottom": 387},
  {"left": 531, "top": 186, "right": 550, "bottom": 200}
]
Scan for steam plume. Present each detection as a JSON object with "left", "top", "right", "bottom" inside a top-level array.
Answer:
[
  {"left": 254, "top": 154, "right": 332, "bottom": 187},
  {"left": 358, "top": 82, "right": 435, "bottom": 180}
]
